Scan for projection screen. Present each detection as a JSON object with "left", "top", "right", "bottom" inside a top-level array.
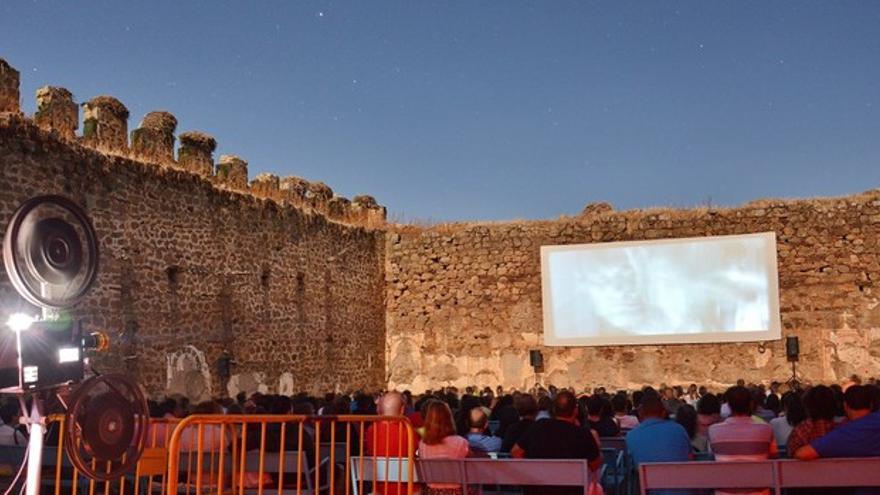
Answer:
[{"left": 541, "top": 232, "right": 781, "bottom": 346}]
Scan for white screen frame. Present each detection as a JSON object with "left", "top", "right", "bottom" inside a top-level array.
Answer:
[{"left": 540, "top": 232, "right": 782, "bottom": 346}]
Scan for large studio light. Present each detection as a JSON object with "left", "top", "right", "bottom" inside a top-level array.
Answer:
[{"left": 6, "top": 313, "right": 36, "bottom": 332}]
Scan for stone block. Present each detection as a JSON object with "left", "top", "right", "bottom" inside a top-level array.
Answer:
[
  {"left": 34, "top": 86, "right": 77, "bottom": 139},
  {"left": 178, "top": 130, "right": 216, "bottom": 177},
  {"left": 81, "top": 95, "right": 129, "bottom": 153},
  {"left": 131, "top": 111, "right": 177, "bottom": 164},
  {"left": 250, "top": 172, "right": 280, "bottom": 197},
  {"left": 0, "top": 58, "right": 20, "bottom": 114},
  {"left": 217, "top": 154, "right": 248, "bottom": 189}
]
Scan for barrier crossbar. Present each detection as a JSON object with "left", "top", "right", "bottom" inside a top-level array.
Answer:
[
  {"left": 0, "top": 415, "right": 177, "bottom": 495},
  {"left": 639, "top": 457, "right": 880, "bottom": 495},
  {"left": 165, "top": 414, "right": 416, "bottom": 495}
]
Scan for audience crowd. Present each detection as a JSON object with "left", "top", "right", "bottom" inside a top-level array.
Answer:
[{"left": 1, "top": 375, "right": 879, "bottom": 494}]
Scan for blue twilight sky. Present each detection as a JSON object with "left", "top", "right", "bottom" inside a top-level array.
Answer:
[{"left": 1, "top": 1, "right": 878, "bottom": 222}]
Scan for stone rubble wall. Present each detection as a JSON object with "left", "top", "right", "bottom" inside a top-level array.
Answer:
[
  {"left": 386, "top": 195, "right": 880, "bottom": 392},
  {"left": 0, "top": 56, "right": 387, "bottom": 398}
]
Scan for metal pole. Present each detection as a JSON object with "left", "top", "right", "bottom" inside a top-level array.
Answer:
[{"left": 25, "top": 397, "right": 44, "bottom": 495}]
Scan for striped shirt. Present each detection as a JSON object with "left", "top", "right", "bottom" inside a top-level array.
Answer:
[{"left": 708, "top": 416, "right": 778, "bottom": 495}]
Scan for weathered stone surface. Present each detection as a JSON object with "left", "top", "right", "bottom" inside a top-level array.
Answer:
[
  {"left": 177, "top": 130, "right": 216, "bottom": 177},
  {"left": 0, "top": 58, "right": 20, "bottom": 114},
  {"left": 386, "top": 193, "right": 880, "bottom": 392},
  {"left": 0, "top": 117, "right": 386, "bottom": 398},
  {"left": 131, "top": 111, "right": 177, "bottom": 164},
  {"left": 250, "top": 173, "right": 280, "bottom": 198},
  {"left": 280, "top": 176, "right": 309, "bottom": 201},
  {"left": 581, "top": 202, "right": 613, "bottom": 217},
  {"left": 217, "top": 155, "right": 249, "bottom": 190},
  {"left": 328, "top": 196, "right": 352, "bottom": 219},
  {"left": 307, "top": 182, "right": 333, "bottom": 214},
  {"left": 34, "top": 86, "right": 78, "bottom": 139},
  {"left": 352, "top": 195, "right": 387, "bottom": 225},
  {"left": 81, "top": 95, "right": 129, "bottom": 153}
]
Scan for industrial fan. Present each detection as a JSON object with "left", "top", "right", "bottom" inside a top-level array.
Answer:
[{"left": 1, "top": 195, "right": 148, "bottom": 492}]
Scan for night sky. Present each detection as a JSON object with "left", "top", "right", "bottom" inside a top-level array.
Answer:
[{"left": 2, "top": 1, "right": 878, "bottom": 221}]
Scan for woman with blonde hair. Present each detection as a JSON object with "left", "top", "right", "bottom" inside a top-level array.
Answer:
[{"left": 418, "top": 399, "right": 470, "bottom": 494}]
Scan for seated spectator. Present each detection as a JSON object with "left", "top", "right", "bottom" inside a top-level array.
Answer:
[
  {"left": 769, "top": 391, "right": 805, "bottom": 448},
  {"left": 0, "top": 402, "right": 26, "bottom": 446},
  {"left": 585, "top": 395, "right": 620, "bottom": 437},
  {"left": 683, "top": 383, "right": 701, "bottom": 407},
  {"left": 662, "top": 387, "right": 683, "bottom": 416},
  {"left": 611, "top": 393, "right": 639, "bottom": 429},
  {"left": 708, "top": 386, "right": 778, "bottom": 495},
  {"left": 501, "top": 393, "right": 538, "bottom": 452},
  {"left": 455, "top": 394, "right": 482, "bottom": 435},
  {"left": 512, "top": 391, "right": 602, "bottom": 495},
  {"left": 418, "top": 400, "right": 470, "bottom": 494},
  {"left": 794, "top": 385, "right": 880, "bottom": 460},
  {"left": 696, "top": 393, "right": 722, "bottom": 436},
  {"left": 674, "top": 404, "right": 707, "bottom": 453},
  {"left": 365, "top": 392, "right": 416, "bottom": 495},
  {"left": 465, "top": 406, "right": 501, "bottom": 453},
  {"left": 626, "top": 395, "right": 693, "bottom": 495},
  {"left": 765, "top": 393, "right": 782, "bottom": 417},
  {"left": 535, "top": 395, "right": 552, "bottom": 421},
  {"left": 489, "top": 394, "right": 519, "bottom": 438},
  {"left": 753, "top": 390, "right": 777, "bottom": 423},
  {"left": 786, "top": 385, "right": 837, "bottom": 455}
]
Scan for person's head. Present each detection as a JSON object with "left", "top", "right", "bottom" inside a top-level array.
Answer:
[
  {"left": 537, "top": 395, "right": 552, "bottom": 413},
  {"left": 194, "top": 401, "right": 221, "bottom": 414},
  {"left": 726, "top": 386, "right": 753, "bottom": 416},
  {"left": 585, "top": 395, "right": 604, "bottom": 418},
  {"left": 765, "top": 393, "right": 781, "bottom": 415},
  {"left": 639, "top": 395, "right": 667, "bottom": 420},
  {"left": 159, "top": 398, "right": 177, "bottom": 417},
  {"left": 632, "top": 390, "right": 644, "bottom": 409},
  {"left": 422, "top": 400, "right": 456, "bottom": 445},
  {"left": 0, "top": 402, "right": 19, "bottom": 426},
  {"left": 271, "top": 395, "right": 292, "bottom": 415},
  {"left": 327, "top": 396, "right": 350, "bottom": 415},
  {"left": 697, "top": 393, "right": 721, "bottom": 416},
  {"left": 736, "top": 379, "right": 746, "bottom": 387},
  {"left": 782, "top": 392, "right": 806, "bottom": 427},
  {"left": 611, "top": 393, "right": 629, "bottom": 415},
  {"left": 688, "top": 384, "right": 698, "bottom": 394},
  {"left": 377, "top": 391, "right": 406, "bottom": 416},
  {"left": 802, "top": 385, "right": 836, "bottom": 422},
  {"left": 675, "top": 404, "right": 698, "bottom": 439},
  {"left": 844, "top": 385, "right": 874, "bottom": 420},
  {"left": 468, "top": 406, "right": 489, "bottom": 432},
  {"left": 292, "top": 400, "right": 315, "bottom": 416},
  {"left": 552, "top": 390, "right": 578, "bottom": 422},
  {"left": 514, "top": 394, "right": 538, "bottom": 419}
]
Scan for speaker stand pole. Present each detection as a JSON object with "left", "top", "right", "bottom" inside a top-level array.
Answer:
[{"left": 21, "top": 396, "right": 44, "bottom": 495}]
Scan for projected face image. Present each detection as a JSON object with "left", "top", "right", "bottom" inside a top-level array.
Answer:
[{"left": 546, "top": 235, "right": 773, "bottom": 340}]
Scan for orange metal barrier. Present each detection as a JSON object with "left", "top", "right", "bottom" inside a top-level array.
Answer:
[
  {"left": 0, "top": 415, "right": 177, "bottom": 495},
  {"left": 166, "top": 414, "right": 417, "bottom": 495}
]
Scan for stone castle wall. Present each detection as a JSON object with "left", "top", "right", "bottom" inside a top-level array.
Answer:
[
  {"left": 3, "top": 56, "right": 879, "bottom": 397},
  {"left": 386, "top": 195, "right": 880, "bottom": 392},
  {"left": 0, "top": 58, "right": 387, "bottom": 399}
]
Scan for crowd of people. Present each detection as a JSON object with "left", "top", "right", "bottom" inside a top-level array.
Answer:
[{"left": 1, "top": 377, "right": 879, "bottom": 494}]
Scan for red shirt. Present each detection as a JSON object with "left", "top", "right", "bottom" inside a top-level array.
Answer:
[{"left": 364, "top": 421, "right": 416, "bottom": 495}]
